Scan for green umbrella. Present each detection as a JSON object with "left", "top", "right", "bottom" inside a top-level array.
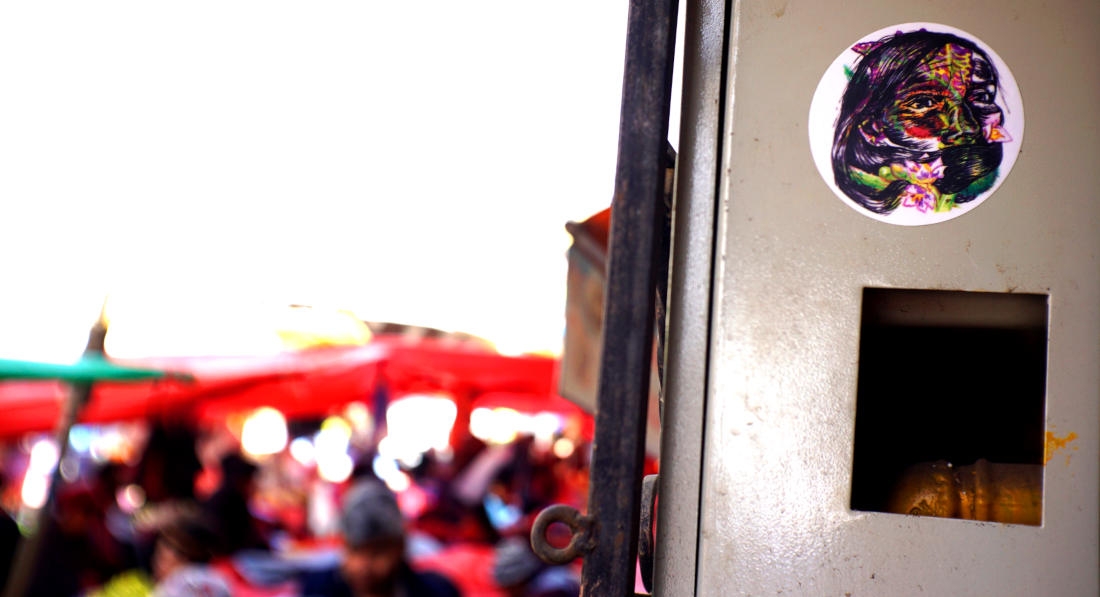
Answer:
[
  {"left": 0, "top": 354, "right": 172, "bottom": 383},
  {"left": 0, "top": 317, "right": 186, "bottom": 597}
]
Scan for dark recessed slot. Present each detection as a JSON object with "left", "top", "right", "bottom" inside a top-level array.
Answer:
[{"left": 850, "top": 288, "right": 1048, "bottom": 525}]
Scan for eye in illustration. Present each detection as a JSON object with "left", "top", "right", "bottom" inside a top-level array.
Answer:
[{"left": 900, "top": 95, "right": 942, "bottom": 113}]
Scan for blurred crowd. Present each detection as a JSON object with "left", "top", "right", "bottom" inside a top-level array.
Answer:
[{"left": 0, "top": 420, "right": 589, "bottom": 597}]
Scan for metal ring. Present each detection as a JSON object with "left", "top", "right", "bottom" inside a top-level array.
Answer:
[{"left": 529, "top": 504, "right": 596, "bottom": 565}]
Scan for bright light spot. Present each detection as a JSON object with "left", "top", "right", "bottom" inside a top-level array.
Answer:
[
  {"left": 16, "top": 438, "right": 56, "bottom": 509},
  {"left": 320, "top": 416, "right": 351, "bottom": 440},
  {"left": 28, "top": 440, "right": 59, "bottom": 475},
  {"left": 289, "top": 437, "right": 316, "bottom": 467},
  {"left": 469, "top": 408, "right": 492, "bottom": 440},
  {"left": 68, "top": 426, "right": 94, "bottom": 453},
  {"left": 381, "top": 396, "right": 456, "bottom": 465},
  {"left": 371, "top": 454, "right": 411, "bottom": 493},
  {"left": 344, "top": 402, "right": 373, "bottom": 435},
  {"left": 399, "top": 451, "right": 423, "bottom": 470},
  {"left": 21, "top": 474, "right": 49, "bottom": 509},
  {"left": 376, "top": 429, "right": 426, "bottom": 469},
  {"left": 552, "top": 437, "right": 576, "bottom": 459},
  {"left": 312, "top": 417, "right": 353, "bottom": 482},
  {"left": 315, "top": 417, "right": 351, "bottom": 456},
  {"left": 372, "top": 453, "right": 399, "bottom": 479},
  {"left": 469, "top": 407, "right": 521, "bottom": 445},
  {"left": 116, "top": 484, "right": 146, "bottom": 514},
  {"left": 385, "top": 470, "right": 410, "bottom": 493},
  {"left": 530, "top": 412, "right": 562, "bottom": 452},
  {"left": 89, "top": 428, "right": 128, "bottom": 464},
  {"left": 241, "top": 407, "right": 288, "bottom": 457},
  {"left": 533, "top": 412, "right": 561, "bottom": 438},
  {"left": 387, "top": 396, "right": 456, "bottom": 451},
  {"left": 59, "top": 455, "right": 81, "bottom": 483},
  {"left": 317, "top": 452, "right": 353, "bottom": 483}
]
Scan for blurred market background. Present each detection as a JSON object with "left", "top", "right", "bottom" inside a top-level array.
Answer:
[{"left": 0, "top": 2, "right": 681, "bottom": 596}]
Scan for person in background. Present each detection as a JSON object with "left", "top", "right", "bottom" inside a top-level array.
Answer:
[
  {"left": 26, "top": 485, "right": 123, "bottom": 596},
  {"left": 136, "top": 424, "right": 202, "bottom": 504},
  {"left": 491, "top": 536, "right": 579, "bottom": 597},
  {"left": 300, "top": 479, "right": 461, "bottom": 597},
  {"left": 149, "top": 512, "right": 230, "bottom": 597},
  {"left": 201, "top": 452, "right": 269, "bottom": 556},
  {"left": 0, "top": 499, "right": 18, "bottom": 592},
  {"left": 91, "top": 509, "right": 231, "bottom": 597}
]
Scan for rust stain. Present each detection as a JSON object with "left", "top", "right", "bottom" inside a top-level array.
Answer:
[{"left": 1044, "top": 431, "right": 1078, "bottom": 464}]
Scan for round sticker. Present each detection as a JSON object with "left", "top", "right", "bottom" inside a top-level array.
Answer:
[{"left": 808, "top": 23, "right": 1024, "bottom": 226}]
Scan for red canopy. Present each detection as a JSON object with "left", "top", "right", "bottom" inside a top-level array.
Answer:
[{"left": 0, "top": 335, "right": 581, "bottom": 439}]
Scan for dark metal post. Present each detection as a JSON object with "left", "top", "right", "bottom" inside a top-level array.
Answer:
[{"left": 580, "top": 0, "right": 679, "bottom": 594}]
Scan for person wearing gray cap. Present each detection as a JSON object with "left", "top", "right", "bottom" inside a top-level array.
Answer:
[{"left": 300, "top": 480, "right": 461, "bottom": 597}]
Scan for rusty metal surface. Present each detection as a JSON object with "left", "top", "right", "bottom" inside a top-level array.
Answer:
[
  {"left": 529, "top": 0, "right": 679, "bottom": 594},
  {"left": 531, "top": 504, "right": 597, "bottom": 565},
  {"left": 577, "top": 0, "right": 679, "bottom": 594},
  {"left": 886, "top": 459, "right": 1043, "bottom": 526}
]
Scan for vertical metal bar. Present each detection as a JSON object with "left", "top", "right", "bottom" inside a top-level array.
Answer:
[
  {"left": 580, "top": 0, "right": 679, "bottom": 594},
  {"left": 654, "top": 0, "right": 730, "bottom": 594}
]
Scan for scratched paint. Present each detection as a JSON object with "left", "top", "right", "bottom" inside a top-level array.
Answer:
[{"left": 1044, "top": 431, "right": 1078, "bottom": 464}]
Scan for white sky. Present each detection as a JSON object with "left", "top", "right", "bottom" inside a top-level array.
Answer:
[{"left": 0, "top": 2, "right": 682, "bottom": 361}]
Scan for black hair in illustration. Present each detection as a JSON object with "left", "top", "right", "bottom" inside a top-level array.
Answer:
[{"left": 831, "top": 30, "right": 1009, "bottom": 215}]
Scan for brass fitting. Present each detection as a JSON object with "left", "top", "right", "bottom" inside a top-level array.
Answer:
[{"left": 886, "top": 459, "right": 1042, "bottom": 525}]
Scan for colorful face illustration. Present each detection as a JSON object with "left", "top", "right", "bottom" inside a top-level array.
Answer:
[
  {"left": 873, "top": 43, "right": 1005, "bottom": 152},
  {"left": 813, "top": 27, "right": 1020, "bottom": 222}
]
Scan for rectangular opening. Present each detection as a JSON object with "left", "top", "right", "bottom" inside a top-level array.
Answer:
[{"left": 850, "top": 288, "right": 1048, "bottom": 525}]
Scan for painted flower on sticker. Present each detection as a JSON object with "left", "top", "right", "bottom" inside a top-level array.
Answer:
[
  {"left": 983, "top": 113, "right": 1011, "bottom": 143},
  {"left": 900, "top": 184, "right": 937, "bottom": 212},
  {"left": 902, "top": 158, "right": 945, "bottom": 184}
]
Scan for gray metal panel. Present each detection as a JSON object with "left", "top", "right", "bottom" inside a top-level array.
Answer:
[
  {"left": 654, "top": 0, "right": 728, "bottom": 594},
  {"left": 695, "top": 1, "right": 1099, "bottom": 595}
]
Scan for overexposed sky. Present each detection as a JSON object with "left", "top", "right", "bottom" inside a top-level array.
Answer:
[{"left": 0, "top": 2, "right": 683, "bottom": 360}]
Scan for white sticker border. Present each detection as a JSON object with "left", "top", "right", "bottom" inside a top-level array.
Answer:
[{"left": 808, "top": 22, "right": 1025, "bottom": 226}]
